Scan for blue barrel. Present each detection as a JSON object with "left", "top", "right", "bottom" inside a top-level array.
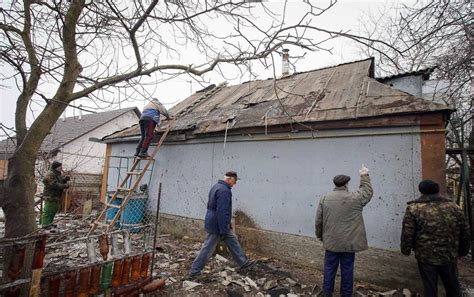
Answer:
[
  {"left": 120, "top": 194, "right": 148, "bottom": 232},
  {"left": 105, "top": 192, "right": 122, "bottom": 225}
]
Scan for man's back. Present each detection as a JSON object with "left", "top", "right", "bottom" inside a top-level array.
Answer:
[
  {"left": 204, "top": 180, "right": 232, "bottom": 235},
  {"left": 401, "top": 194, "right": 470, "bottom": 265},
  {"left": 316, "top": 175, "right": 373, "bottom": 252}
]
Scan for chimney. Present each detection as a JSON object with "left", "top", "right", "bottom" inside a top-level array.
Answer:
[{"left": 282, "top": 49, "right": 289, "bottom": 76}]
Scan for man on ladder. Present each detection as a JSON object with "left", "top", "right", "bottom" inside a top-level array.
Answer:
[{"left": 135, "top": 98, "right": 173, "bottom": 158}]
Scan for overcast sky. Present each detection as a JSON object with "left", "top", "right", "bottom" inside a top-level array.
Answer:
[{"left": 0, "top": 0, "right": 406, "bottom": 137}]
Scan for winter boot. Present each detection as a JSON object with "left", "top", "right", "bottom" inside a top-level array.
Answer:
[
  {"left": 138, "top": 149, "right": 150, "bottom": 159},
  {"left": 134, "top": 148, "right": 140, "bottom": 157}
]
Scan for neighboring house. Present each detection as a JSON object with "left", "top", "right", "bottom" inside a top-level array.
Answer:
[
  {"left": 100, "top": 58, "right": 451, "bottom": 289},
  {"left": 0, "top": 107, "right": 140, "bottom": 180},
  {"left": 376, "top": 67, "right": 450, "bottom": 103}
]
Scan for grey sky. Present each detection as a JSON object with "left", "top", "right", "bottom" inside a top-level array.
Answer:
[{"left": 0, "top": 0, "right": 404, "bottom": 136}]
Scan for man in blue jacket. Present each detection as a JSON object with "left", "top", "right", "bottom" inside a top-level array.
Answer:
[{"left": 189, "top": 171, "right": 253, "bottom": 278}]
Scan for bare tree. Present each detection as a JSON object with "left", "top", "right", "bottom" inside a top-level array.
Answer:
[
  {"left": 0, "top": 0, "right": 395, "bottom": 238},
  {"left": 358, "top": 1, "right": 472, "bottom": 158}
]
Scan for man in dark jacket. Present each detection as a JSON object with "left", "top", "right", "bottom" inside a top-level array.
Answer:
[
  {"left": 315, "top": 165, "right": 373, "bottom": 297},
  {"left": 401, "top": 180, "right": 470, "bottom": 297},
  {"left": 41, "top": 161, "right": 69, "bottom": 227},
  {"left": 189, "top": 171, "right": 253, "bottom": 278}
]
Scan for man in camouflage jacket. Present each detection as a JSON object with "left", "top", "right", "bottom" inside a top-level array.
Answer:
[
  {"left": 401, "top": 180, "right": 470, "bottom": 297},
  {"left": 41, "top": 161, "right": 69, "bottom": 227}
]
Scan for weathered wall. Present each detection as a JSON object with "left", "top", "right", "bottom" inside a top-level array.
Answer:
[
  {"left": 109, "top": 126, "right": 423, "bottom": 251},
  {"left": 58, "top": 110, "right": 139, "bottom": 174}
]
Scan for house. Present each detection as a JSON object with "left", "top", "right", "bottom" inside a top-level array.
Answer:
[
  {"left": 376, "top": 67, "right": 449, "bottom": 103},
  {"left": 0, "top": 107, "right": 140, "bottom": 197},
  {"left": 100, "top": 58, "right": 451, "bottom": 289}
]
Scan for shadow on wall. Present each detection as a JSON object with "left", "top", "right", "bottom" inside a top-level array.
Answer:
[{"left": 233, "top": 210, "right": 265, "bottom": 253}]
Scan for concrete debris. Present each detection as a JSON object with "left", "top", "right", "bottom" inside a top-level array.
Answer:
[
  {"left": 231, "top": 279, "right": 247, "bottom": 288},
  {"left": 221, "top": 280, "right": 231, "bottom": 286},
  {"left": 287, "top": 294, "right": 299, "bottom": 297},
  {"left": 215, "top": 254, "right": 229, "bottom": 263},
  {"left": 379, "top": 289, "right": 397, "bottom": 296},
  {"left": 244, "top": 276, "right": 259, "bottom": 290},
  {"left": 285, "top": 277, "right": 298, "bottom": 287},
  {"left": 402, "top": 288, "right": 412, "bottom": 297},
  {"left": 263, "top": 279, "right": 278, "bottom": 290},
  {"left": 218, "top": 271, "right": 228, "bottom": 278},
  {"left": 183, "top": 280, "right": 202, "bottom": 290},
  {"left": 169, "top": 263, "right": 180, "bottom": 270},
  {"left": 256, "top": 277, "right": 267, "bottom": 286},
  {"left": 256, "top": 293, "right": 265, "bottom": 297}
]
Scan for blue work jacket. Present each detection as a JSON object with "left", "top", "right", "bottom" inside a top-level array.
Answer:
[{"left": 204, "top": 180, "right": 232, "bottom": 235}]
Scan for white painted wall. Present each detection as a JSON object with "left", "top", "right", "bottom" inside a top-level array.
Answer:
[
  {"left": 58, "top": 110, "right": 139, "bottom": 174},
  {"left": 108, "top": 126, "right": 423, "bottom": 250}
]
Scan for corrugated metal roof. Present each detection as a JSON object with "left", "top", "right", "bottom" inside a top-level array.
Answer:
[
  {"left": 0, "top": 107, "right": 140, "bottom": 159},
  {"left": 104, "top": 59, "right": 450, "bottom": 141}
]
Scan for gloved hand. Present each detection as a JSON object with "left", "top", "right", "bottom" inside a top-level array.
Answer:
[{"left": 359, "top": 164, "right": 369, "bottom": 176}]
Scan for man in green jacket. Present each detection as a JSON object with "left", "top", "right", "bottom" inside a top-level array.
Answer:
[
  {"left": 41, "top": 161, "right": 69, "bottom": 227},
  {"left": 315, "top": 165, "right": 373, "bottom": 297},
  {"left": 401, "top": 180, "right": 470, "bottom": 297}
]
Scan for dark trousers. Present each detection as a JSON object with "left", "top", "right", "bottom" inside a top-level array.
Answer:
[
  {"left": 136, "top": 119, "right": 157, "bottom": 153},
  {"left": 323, "top": 250, "right": 355, "bottom": 297},
  {"left": 417, "top": 261, "right": 462, "bottom": 297}
]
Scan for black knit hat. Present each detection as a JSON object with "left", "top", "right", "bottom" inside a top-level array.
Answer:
[
  {"left": 333, "top": 175, "right": 351, "bottom": 187},
  {"left": 51, "top": 161, "right": 62, "bottom": 170},
  {"left": 418, "top": 180, "right": 439, "bottom": 194}
]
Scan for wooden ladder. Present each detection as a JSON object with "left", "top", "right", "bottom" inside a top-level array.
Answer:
[{"left": 87, "top": 120, "right": 175, "bottom": 236}]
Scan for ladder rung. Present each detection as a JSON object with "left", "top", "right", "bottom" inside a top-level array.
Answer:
[
  {"left": 137, "top": 157, "right": 152, "bottom": 160},
  {"left": 105, "top": 203, "right": 121, "bottom": 209},
  {"left": 127, "top": 171, "right": 142, "bottom": 175},
  {"left": 116, "top": 187, "right": 131, "bottom": 191}
]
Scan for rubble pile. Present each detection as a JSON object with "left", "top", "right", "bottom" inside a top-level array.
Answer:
[
  {"left": 150, "top": 237, "right": 396, "bottom": 296},
  {"left": 22, "top": 216, "right": 431, "bottom": 296}
]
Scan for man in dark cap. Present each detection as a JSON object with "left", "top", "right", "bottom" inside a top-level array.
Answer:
[
  {"left": 401, "top": 180, "right": 470, "bottom": 296},
  {"left": 189, "top": 171, "right": 254, "bottom": 279},
  {"left": 41, "top": 161, "right": 70, "bottom": 227},
  {"left": 315, "top": 165, "right": 373, "bottom": 297}
]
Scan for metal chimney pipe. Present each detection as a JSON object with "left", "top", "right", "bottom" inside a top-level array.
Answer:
[
  {"left": 282, "top": 49, "right": 289, "bottom": 76},
  {"left": 78, "top": 105, "right": 83, "bottom": 120}
]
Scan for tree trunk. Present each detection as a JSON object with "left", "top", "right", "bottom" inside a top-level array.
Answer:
[{"left": 3, "top": 152, "right": 38, "bottom": 238}]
